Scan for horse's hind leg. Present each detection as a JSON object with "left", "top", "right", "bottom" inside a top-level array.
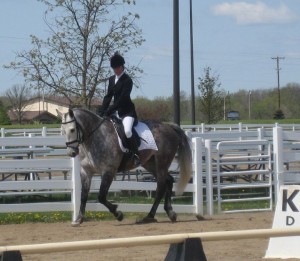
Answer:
[
  {"left": 98, "top": 172, "right": 123, "bottom": 221},
  {"left": 140, "top": 179, "right": 166, "bottom": 223},
  {"left": 164, "top": 174, "right": 177, "bottom": 222}
]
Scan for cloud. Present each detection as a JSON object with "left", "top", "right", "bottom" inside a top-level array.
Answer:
[{"left": 212, "top": 2, "right": 297, "bottom": 25}]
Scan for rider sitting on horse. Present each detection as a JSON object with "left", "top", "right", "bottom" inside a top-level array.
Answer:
[{"left": 98, "top": 52, "right": 140, "bottom": 166}]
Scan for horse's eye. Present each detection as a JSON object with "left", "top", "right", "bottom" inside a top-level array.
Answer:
[{"left": 70, "top": 129, "right": 75, "bottom": 133}]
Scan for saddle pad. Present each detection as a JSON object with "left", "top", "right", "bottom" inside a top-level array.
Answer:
[{"left": 117, "top": 122, "right": 158, "bottom": 153}]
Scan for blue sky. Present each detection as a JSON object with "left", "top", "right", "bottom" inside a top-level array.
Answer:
[{"left": 1, "top": 0, "right": 300, "bottom": 99}]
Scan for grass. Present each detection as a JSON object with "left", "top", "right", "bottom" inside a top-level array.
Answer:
[{"left": 0, "top": 190, "right": 272, "bottom": 225}]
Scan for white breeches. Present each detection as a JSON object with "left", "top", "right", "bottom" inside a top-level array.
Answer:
[{"left": 122, "top": 116, "right": 135, "bottom": 138}]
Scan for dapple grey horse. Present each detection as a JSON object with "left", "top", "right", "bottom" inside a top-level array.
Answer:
[{"left": 58, "top": 108, "right": 192, "bottom": 226}]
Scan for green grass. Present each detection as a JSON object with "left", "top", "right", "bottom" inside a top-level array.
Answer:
[{"left": 0, "top": 190, "right": 272, "bottom": 225}]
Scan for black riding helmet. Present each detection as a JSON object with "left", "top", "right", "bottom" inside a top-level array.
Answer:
[{"left": 110, "top": 53, "right": 125, "bottom": 68}]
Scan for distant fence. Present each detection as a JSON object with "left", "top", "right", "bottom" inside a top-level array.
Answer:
[
  {"left": 1, "top": 125, "right": 300, "bottom": 220},
  {"left": 1, "top": 126, "right": 62, "bottom": 137},
  {"left": 182, "top": 122, "right": 300, "bottom": 132}
]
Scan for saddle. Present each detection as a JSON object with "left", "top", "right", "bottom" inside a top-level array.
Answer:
[{"left": 110, "top": 115, "right": 141, "bottom": 152}]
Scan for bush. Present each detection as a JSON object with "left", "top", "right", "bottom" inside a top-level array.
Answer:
[{"left": 273, "top": 109, "right": 285, "bottom": 119}]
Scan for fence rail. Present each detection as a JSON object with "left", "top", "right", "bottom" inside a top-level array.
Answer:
[{"left": 1, "top": 125, "right": 300, "bottom": 220}]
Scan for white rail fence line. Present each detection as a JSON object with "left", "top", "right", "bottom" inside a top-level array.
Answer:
[
  {"left": 182, "top": 123, "right": 300, "bottom": 132},
  {"left": 1, "top": 122, "right": 300, "bottom": 137},
  {"left": 0, "top": 135, "right": 205, "bottom": 220},
  {"left": 1, "top": 126, "right": 300, "bottom": 219}
]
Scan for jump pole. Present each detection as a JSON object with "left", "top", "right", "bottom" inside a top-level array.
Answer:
[{"left": 1, "top": 227, "right": 300, "bottom": 255}]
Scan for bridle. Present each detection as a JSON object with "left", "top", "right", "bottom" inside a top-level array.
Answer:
[
  {"left": 62, "top": 115, "right": 107, "bottom": 152},
  {"left": 62, "top": 118, "right": 83, "bottom": 152}
]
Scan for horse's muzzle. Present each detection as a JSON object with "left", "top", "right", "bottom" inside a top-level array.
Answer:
[{"left": 67, "top": 147, "right": 79, "bottom": 158}]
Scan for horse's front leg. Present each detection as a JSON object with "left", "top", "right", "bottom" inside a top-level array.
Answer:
[
  {"left": 98, "top": 172, "right": 124, "bottom": 221},
  {"left": 72, "top": 170, "right": 91, "bottom": 227}
]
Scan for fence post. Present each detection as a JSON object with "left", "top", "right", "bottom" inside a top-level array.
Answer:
[
  {"left": 192, "top": 137, "right": 203, "bottom": 215},
  {"left": 204, "top": 139, "right": 213, "bottom": 215},
  {"left": 42, "top": 127, "right": 47, "bottom": 137},
  {"left": 71, "top": 156, "right": 81, "bottom": 222},
  {"left": 201, "top": 123, "right": 205, "bottom": 133},
  {"left": 273, "top": 126, "right": 283, "bottom": 204},
  {"left": 238, "top": 122, "right": 242, "bottom": 132},
  {"left": 1, "top": 128, "right": 5, "bottom": 152}
]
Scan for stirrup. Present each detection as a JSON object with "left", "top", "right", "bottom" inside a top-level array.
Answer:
[{"left": 132, "top": 153, "right": 141, "bottom": 166}]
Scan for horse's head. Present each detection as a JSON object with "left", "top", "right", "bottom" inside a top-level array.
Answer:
[{"left": 58, "top": 108, "right": 83, "bottom": 157}]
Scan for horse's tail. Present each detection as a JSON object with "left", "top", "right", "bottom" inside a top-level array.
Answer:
[{"left": 170, "top": 124, "right": 192, "bottom": 196}]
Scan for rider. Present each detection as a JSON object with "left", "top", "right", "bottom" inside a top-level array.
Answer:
[{"left": 98, "top": 52, "right": 140, "bottom": 166}]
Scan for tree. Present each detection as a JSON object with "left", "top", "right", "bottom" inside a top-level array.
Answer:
[
  {"left": 134, "top": 96, "right": 172, "bottom": 122},
  {"left": 197, "top": 67, "right": 223, "bottom": 124},
  {"left": 0, "top": 108, "right": 11, "bottom": 125},
  {"left": 5, "top": 84, "right": 33, "bottom": 124},
  {"left": 0, "top": 100, "right": 11, "bottom": 125},
  {"left": 5, "top": 0, "right": 144, "bottom": 108}
]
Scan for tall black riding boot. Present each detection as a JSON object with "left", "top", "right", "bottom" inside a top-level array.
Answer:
[{"left": 127, "top": 136, "right": 141, "bottom": 166}]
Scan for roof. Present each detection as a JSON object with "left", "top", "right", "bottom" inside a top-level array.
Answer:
[
  {"left": 7, "top": 110, "right": 57, "bottom": 121},
  {"left": 27, "top": 95, "right": 101, "bottom": 107}
]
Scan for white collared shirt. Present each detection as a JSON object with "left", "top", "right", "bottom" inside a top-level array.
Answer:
[{"left": 115, "top": 71, "right": 125, "bottom": 84}]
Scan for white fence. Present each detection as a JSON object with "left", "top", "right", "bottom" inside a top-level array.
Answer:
[
  {"left": 1, "top": 125, "right": 300, "bottom": 220},
  {"left": 0, "top": 135, "right": 204, "bottom": 221},
  {"left": 182, "top": 123, "right": 300, "bottom": 132}
]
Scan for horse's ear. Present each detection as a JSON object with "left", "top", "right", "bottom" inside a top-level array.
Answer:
[
  {"left": 69, "top": 108, "right": 74, "bottom": 118},
  {"left": 56, "top": 109, "right": 63, "bottom": 119}
]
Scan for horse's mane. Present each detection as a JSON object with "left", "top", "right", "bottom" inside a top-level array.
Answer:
[
  {"left": 72, "top": 108, "right": 103, "bottom": 136},
  {"left": 73, "top": 108, "right": 99, "bottom": 119}
]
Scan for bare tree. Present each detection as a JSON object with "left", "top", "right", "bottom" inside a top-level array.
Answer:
[
  {"left": 5, "top": 84, "right": 32, "bottom": 124},
  {"left": 5, "top": 0, "right": 144, "bottom": 108}
]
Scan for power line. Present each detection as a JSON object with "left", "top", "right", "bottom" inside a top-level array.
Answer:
[{"left": 271, "top": 56, "right": 285, "bottom": 109}]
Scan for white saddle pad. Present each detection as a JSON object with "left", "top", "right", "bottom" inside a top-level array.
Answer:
[{"left": 117, "top": 121, "right": 158, "bottom": 153}]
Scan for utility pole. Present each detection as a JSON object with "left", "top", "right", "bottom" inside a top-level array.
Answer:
[
  {"left": 189, "top": 0, "right": 195, "bottom": 125},
  {"left": 271, "top": 56, "right": 285, "bottom": 109},
  {"left": 173, "top": 0, "right": 180, "bottom": 125},
  {"left": 248, "top": 91, "right": 251, "bottom": 120}
]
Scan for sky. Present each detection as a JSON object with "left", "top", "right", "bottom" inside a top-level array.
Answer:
[{"left": 1, "top": 0, "right": 300, "bottom": 99}]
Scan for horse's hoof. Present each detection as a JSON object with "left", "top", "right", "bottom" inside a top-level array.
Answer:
[
  {"left": 136, "top": 217, "right": 157, "bottom": 224},
  {"left": 168, "top": 211, "right": 177, "bottom": 222},
  {"left": 71, "top": 221, "right": 81, "bottom": 227},
  {"left": 71, "top": 216, "right": 83, "bottom": 227},
  {"left": 115, "top": 211, "right": 124, "bottom": 221},
  {"left": 196, "top": 214, "right": 205, "bottom": 221}
]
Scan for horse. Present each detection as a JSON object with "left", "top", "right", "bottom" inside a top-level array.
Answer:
[{"left": 58, "top": 108, "right": 192, "bottom": 226}]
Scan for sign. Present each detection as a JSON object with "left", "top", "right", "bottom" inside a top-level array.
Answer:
[{"left": 265, "top": 185, "right": 300, "bottom": 258}]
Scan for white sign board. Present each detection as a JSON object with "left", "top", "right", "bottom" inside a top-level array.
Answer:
[{"left": 265, "top": 185, "right": 300, "bottom": 258}]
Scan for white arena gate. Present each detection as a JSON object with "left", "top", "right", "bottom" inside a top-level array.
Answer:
[{"left": 1, "top": 125, "right": 300, "bottom": 220}]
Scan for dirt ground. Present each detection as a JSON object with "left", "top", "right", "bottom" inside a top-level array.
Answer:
[{"left": 0, "top": 211, "right": 299, "bottom": 261}]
